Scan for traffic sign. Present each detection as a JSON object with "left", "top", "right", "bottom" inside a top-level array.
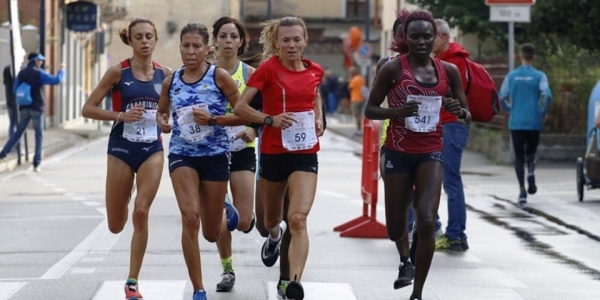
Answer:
[
  {"left": 490, "top": 5, "right": 531, "bottom": 22},
  {"left": 357, "top": 43, "right": 373, "bottom": 59},
  {"left": 486, "top": 0, "right": 535, "bottom": 5}
]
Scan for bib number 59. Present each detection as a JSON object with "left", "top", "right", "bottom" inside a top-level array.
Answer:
[{"left": 294, "top": 133, "right": 306, "bottom": 142}]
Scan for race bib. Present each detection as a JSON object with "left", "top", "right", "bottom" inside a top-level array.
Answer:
[
  {"left": 227, "top": 125, "right": 247, "bottom": 152},
  {"left": 123, "top": 109, "right": 158, "bottom": 143},
  {"left": 176, "top": 103, "right": 214, "bottom": 143},
  {"left": 281, "top": 111, "right": 318, "bottom": 151},
  {"left": 405, "top": 95, "right": 442, "bottom": 133}
]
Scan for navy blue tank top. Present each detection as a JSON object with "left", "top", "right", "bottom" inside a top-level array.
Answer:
[{"left": 110, "top": 59, "right": 165, "bottom": 140}]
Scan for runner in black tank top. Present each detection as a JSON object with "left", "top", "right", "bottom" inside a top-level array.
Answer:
[{"left": 82, "top": 18, "right": 174, "bottom": 300}]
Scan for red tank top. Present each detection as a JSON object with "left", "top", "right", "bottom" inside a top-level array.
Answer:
[{"left": 384, "top": 55, "right": 448, "bottom": 154}]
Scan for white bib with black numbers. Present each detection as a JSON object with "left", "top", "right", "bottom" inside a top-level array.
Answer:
[
  {"left": 176, "top": 103, "right": 214, "bottom": 143},
  {"left": 123, "top": 109, "right": 158, "bottom": 143},
  {"left": 405, "top": 95, "right": 441, "bottom": 133},
  {"left": 281, "top": 110, "right": 318, "bottom": 151}
]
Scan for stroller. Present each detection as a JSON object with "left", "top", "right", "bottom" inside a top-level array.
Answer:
[{"left": 576, "top": 80, "right": 600, "bottom": 201}]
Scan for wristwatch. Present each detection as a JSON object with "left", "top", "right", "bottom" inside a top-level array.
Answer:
[
  {"left": 208, "top": 115, "right": 217, "bottom": 126},
  {"left": 264, "top": 115, "right": 274, "bottom": 126}
]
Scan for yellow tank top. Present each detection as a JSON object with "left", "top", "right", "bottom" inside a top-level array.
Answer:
[{"left": 225, "top": 61, "right": 255, "bottom": 148}]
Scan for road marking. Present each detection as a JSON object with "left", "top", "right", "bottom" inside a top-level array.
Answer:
[
  {"left": 65, "top": 192, "right": 76, "bottom": 197},
  {"left": 82, "top": 201, "right": 99, "bottom": 206},
  {"left": 43, "top": 183, "right": 56, "bottom": 187},
  {"left": 81, "top": 257, "right": 104, "bottom": 263},
  {"left": 92, "top": 280, "right": 186, "bottom": 300},
  {"left": 319, "top": 190, "right": 350, "bottom": 199},
  {"left": 40, "top": 208, "right": 109, "bottom": 279},
  {"left": 70, "top": 267, "right": 95, "bottom": 274},
  {"left": 72, "top": 196, "right": 87, "bottom": 201},
  {"left": 0, "top": 282, "right": 27, "bottom": 299},
  {"left": 53, "top": 188, "right": 67, "bottom": 193},
  {"left": 267, "top": 282, "right": 357, "bottom": 300}
]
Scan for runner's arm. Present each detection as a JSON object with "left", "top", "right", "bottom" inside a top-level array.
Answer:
[{"left": 82, "top": 64, "right": 122, "bottom": 121}]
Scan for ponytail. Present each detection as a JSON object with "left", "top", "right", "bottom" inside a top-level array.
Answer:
[
  {"left": 258, "top": 19, "right": 280, "bottom": 60},
  {"left": 118, "top": 29, "right": 129, "bottom": 45}
]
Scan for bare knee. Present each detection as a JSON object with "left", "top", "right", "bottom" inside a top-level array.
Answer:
[
  {"left": 416, "top": 214, "right": 436, "bottom": 236},
  {"left": 288, "top": 212, "right": 307, "bottom": 235},
  {"left": 202, "top": 226, "right": 221, "bottom": 243},
  {"left": 181, "top": 211, "right": 200, "bottom": 233},
  {"left": 131, "top": 204, "right": 150, "bottom": 230},
  {"left": 265, "top": 216, "right": 283, "bottom": 230},
  {"left": 107, "top": 218, "right": 127, "bottom": 234},
  {"left": 387, "top": 222, "right": 407, "bottom": 242}
]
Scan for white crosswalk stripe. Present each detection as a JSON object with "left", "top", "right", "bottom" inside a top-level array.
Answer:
[
  {"left": 267, "top": 281, "right": 357, "bottom": 300},
  {"left": 0, "top": 282, "right": 27, "bottom": 300},
  {"left": 92, "top": 280, "right": 187, "bottom": 300}
]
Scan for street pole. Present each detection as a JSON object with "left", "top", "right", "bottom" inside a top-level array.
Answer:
[
  {"left": 267, "top": 0, "right": 273, "bottom": 20},
  {"left": 508, "top": 21, "right": 514, "bottom": 71},
  {"left": 40, "top": 0, "right": 46, "bottom": 61},
  {"left": 364, "top": 0, "right": 371, "bottom": 83},
  {"left": 7, "top": 0, "right": 22, "bottom": 165}
]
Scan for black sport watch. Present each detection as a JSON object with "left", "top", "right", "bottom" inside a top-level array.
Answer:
[{"left": 264, "top": 115, "right": 274, "bottom": 126}]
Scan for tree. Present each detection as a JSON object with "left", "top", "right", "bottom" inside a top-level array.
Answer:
[{"left": 406, "top": 0, "right": 600, "bottom": 54}]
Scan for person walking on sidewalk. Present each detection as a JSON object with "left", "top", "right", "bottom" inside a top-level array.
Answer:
[
  {"left": 0, "top": 53, "right": 65, "bottom": 172},
  {"left": 348, "top": 66, "right": 366, "bottom": 136},
  {"left": 374, "top": 8, "right": 415, "bottom": 290},
  {"left": 3, "top": 65, "right": 18, "bottom": 145},
  {"left": 499, "top": 43, "right": 552, "bottom": 206},
  {"left": 156, "top": 22, "right": 243, "bottom": 300},
  {"left": 432, "top": 18, "right": 471, "bottom": 252},
  {"left": 81, "top": 17, "right": 173, "bottom": 300},
  {"left": 211, "top": 16, "right": 259, "bottom": 292},
  {"left": 234, "top": 16, "right": 325, "bottom": 300},
  {"left": 366, "top": 10, "right": 470, "bottom": 299}
]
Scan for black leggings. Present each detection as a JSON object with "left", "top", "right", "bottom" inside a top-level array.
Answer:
[{"left": 510, "top": 130, "right": 540, "bottom": 187}]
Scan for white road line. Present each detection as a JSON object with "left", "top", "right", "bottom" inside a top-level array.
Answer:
[
  {"left": 0, "top": 282, "right": 27, "bottom": 299},
  {"left": 64, "top": 192, "right": 76, "bottom": 197},
  {"left": 70, "top": 267, "right": 96, "bottom": 274},
  {"left": 43, "top": 183, "right": 56, "bottom": 187},
  {"left": 81, "top": 257, "right": 104, "bottom": 263},
  {"left": 267, "top": 282, "right": 357, "bottom": 300},
  {"left": 319, "top": 190, "right": 350, "bottom": 198},
  {"left": 82, "top": 201, "right": 99, "bottom": 206},
  {"left": 52, "top": 188, "right": 67, "bottom": 193},
  {"left": 92, "top": 280, "right": 186, "bottom": 300},
  {"left": 72, "top": 196, "right": 87, "bottom": 201},
  {"left": 40, "top": 208, "right": 109, "bottom": 279}
]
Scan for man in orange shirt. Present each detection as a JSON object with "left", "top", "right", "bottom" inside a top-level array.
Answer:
[{"left": 348, "top": 66, "right": 366, "bottom": 136}]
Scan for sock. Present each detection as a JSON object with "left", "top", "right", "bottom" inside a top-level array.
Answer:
[
  {"left": 270, "top": 229, "right": 282, "bottom": 243},
  {"left": 401, "top": 255, "right": 409, "bottom": 264},
  {"left": 194, "top": 289, "right": 206, "bottom": 295},
  {"left": 220, "top": 256, "right": 234, "bottom": 273},
  {"left": 126, "top": 278, "right": 137, "bottom": 285},
  {"left": 279, "top": 276, "right": 290, "bottom": 283}
]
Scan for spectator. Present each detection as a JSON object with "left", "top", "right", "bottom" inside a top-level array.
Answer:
[
  {"left": 321, "top": 68, "right": 339, "bottom": 114},
  {"left": 0, "top": 53, "right": 65, "bottom": 172},
  {"left": 3, "top": 65, "right": 18, "bottom": 147},
  {"left": 348, "top": 66, "right": 366, "bottom": 136}
]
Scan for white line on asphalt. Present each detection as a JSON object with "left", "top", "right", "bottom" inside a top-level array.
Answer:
[
  {"left": 82, "top": 201, "right": 99, "bottom": 206},
  {"left": 40, "top": 208, "right": 109, "bottom": 279},
  {"left": 81, "top": 257, "right": 104, "bottom": 263},
  {"left": 319, "top": 190, "right": 350, "bottom": 198},
  {"left": 92, "top": 280, "right": 186, "bottom": 300},
  {"left": 52, "top": 187, "right": 67, "bottom": 193},
  {"left": 0, "top": 215, "right": 104, "bottom": 222},
  {"left": 72, "top": 196, "right": 87, "bottom": 201},
  {"left": 0, "top": 282, "right": 27, "bottom": 300},
  {"left": 267, "top": 282, "right": 357, "bottom": 300},
  {"left": 64, "top": 192, "right": 76, "bottom": 197},
  {"left": 70, "top": 267, "right": 96, "bottom": 274},
  {"left": 43, "top": 183, "right": 56, "bottom": 187}
]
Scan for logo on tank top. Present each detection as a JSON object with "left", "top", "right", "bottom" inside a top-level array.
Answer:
[
  {"left": 234, "top": 80, "right": 241, "bottom": 88},
  {"left": 124, "top": 81, "right": 134, "bottom": 86},
  {"left": 154, "top": 83, "right": 162, "bottom": 95}
]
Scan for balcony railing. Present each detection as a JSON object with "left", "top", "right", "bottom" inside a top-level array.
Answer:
[{"left": 241, "top": 0, "right": 374, "bottom": 21}]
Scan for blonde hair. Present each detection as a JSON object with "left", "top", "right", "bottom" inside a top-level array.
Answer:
[{"left": 259, "top": 16, "right": 308, "bottom": 60}]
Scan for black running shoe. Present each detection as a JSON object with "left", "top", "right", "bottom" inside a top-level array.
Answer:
[
  {"left": 261, "top": 221, "right": 287, "bottom": 267},
  {"left": 285, "top": 281, "right": 304, "bottom": 300},
  {"left": 243, "top": 212, "right": 256, "bottom": 234},
  {"left": 518, "top": 189, "right": 527, "bottom": 207},
  {"left": 216, "top": 272, "right": 235, "bottom": 292},
  {"left": 527, "top": 173, "right": 537, "bottom": 194},
  {"left": 393, "top": 261, "right": 415, "bottom": 289}
]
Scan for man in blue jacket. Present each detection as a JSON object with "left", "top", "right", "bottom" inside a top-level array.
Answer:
[
  {"left": 499, "top": 43, "right": 552, "bottom": 206},
  {"left": 0, "top": 52, "right": 65, "bottom": 172}
]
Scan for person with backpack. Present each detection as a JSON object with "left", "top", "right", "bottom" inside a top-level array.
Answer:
[
  {"left": 499, "top": 43, "right": 552, "bottom": 207},
  {"left": 0, "top": 53, "right": 65, "bottom": 172},
  {"left": 431, "top": 18, "right": 471, "bottom": 252}
]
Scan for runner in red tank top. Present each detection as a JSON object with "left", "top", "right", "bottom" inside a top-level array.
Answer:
[
  {"left": 365, "top": 10, "right": 471, "bottom": 300},
  {"left": 234, "top": 16, "right": 324, "bottom": 300}
]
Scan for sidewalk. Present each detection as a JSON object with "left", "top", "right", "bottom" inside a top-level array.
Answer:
[{"left": 0, "top": 122, "right": 110, "bottom": 174}]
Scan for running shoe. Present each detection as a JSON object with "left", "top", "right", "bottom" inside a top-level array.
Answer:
[
  {"left": 393, "top": 261, "right": 415, "bottom": 289},
  {"left": 285, "top": 280, "right": 304, "bottom": 300},
  {"left": 216, "top": 271, "right": 235, "bottom": 292},
  {"left": 518, "top": 189, "right": 527, "bottom": 207},
  {"left": 277, "top": 279, "right": 289, "bottom": 300},
  {"left": 243, "top": 212, "right": 256, "bottom": 234},
  {"left": 461, "top": 239, "right": 470, "bottom": 251},
  {"left": 192, "top": 290, "right": 207, "bottom": 300},
  {"left": 261, "top": 221, "right": 287, "bottom": 267},
  {"left": 124, "top": 279, "right": 143, "bottom": 300},
  {"left": 33, "top": 166, "right": 42, "bottom": 173},
  {"left": 224, "top": 194, "right": 240, "bottom": 231},
  {"left": 527, "top": 173, "right": 537, "bottom": 194},
  {"left": 435, "top": 234, "right": 449, "bottom": 251}
]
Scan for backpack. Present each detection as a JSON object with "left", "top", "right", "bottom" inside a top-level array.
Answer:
[
  {"left": 15, "top": 81, "right": 32, "bottom": 106},
  {"left": 464, "top": 59, "right": 500, "bottom": 122}
]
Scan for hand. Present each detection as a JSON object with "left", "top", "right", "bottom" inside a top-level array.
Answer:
[
  {"left": 443, "top": 97, "right": 462, "bottom": 117},
  {"left": 235, "top": 127, "right": 257, "bottom": 143},
  {"left": 272, "top": 112, "right": 297, "bottom": 130},
  {"left": 315, "top": 119, "right": 324, "bottom": 137},
  {"left": 192, "top": 107, "right": 212, "bottom": 125},
  {"left": 60, "top": 62, "right": 66, "bottom": 69},
  {"left": 123, "top": 105, "right": 146, "bottom": 122},
  {"left": 397, "top": 100, "right": 421, "bottom": 118},
  {"left": 158, "top": 112, "right": 172, "bottom": 133}
]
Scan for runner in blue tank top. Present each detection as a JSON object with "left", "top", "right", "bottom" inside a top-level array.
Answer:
[
  {"left": 156, "top": 22, "right": 246, "bottom": 300},
  {"left": 82, "top": 18, "right": 173, "bottom": 300}
]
